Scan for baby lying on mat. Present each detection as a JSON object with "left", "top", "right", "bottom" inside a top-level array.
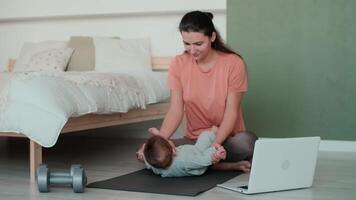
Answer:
[{"left": 137, "top": 126, "right": 226, "bottom": 177}]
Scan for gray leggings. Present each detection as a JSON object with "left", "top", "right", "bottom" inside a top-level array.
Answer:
[{"left": 172, "top": 131, "right": 258, "bottom": 162}]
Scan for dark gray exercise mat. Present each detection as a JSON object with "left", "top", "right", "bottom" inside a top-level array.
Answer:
[{"left": 87, "top": 169, "right": 242, "bottom": 196}]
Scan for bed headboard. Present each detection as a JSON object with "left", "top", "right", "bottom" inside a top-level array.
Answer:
[
  {"left": 7, "top": 56, "right": 171, "bottom": 72},
  {"left": 151, "top": 56, "right": 172, "bottom": 71},
  {"left": 7, "top": 59, "right": 16, "bottom": 72}
]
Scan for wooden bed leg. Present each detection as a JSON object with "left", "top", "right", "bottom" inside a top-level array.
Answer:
[{"left": 29, "top": 140, "right": 42, "bottom": 183}]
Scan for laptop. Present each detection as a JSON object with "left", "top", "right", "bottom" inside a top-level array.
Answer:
[{"left": 217, "top": 136, "right": 320, "bottom": 194}]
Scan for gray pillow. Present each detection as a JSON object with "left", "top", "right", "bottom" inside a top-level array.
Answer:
[{"left": 66, "top": 36, "right": 95, "bottom": 71}]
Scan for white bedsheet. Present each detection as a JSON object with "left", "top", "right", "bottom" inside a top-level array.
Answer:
[
  {"left": 0, "top": 71, "right": 169, "bottom": 147},
  {"left": 107, "top": 68, "right": 169, "bottom": 104}
]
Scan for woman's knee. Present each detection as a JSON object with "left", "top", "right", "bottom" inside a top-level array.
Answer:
[
  {"left": 223, "top": 131, "right": 258, "bottom": 162},
  {"left": 236, "top": 131, "right": 258, "bottom": 146}
]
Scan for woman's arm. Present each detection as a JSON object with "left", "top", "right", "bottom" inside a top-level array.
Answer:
[
  {"left": 136, "top": 90, "right": 184, "bottom": 161},
  {"left": 157, "top": 89, "right": 184, "bottom": 139},
  {"left": 213, "top": 91, "right": 244, "bottom": 145}
]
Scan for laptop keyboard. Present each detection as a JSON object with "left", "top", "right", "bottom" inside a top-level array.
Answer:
[{"left": 239, "top": 185, "right": 248, "bottom": 189}]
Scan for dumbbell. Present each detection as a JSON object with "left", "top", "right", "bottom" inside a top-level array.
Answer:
[{"left": 36, "top": 164, "right": 87, "bottom": 193}]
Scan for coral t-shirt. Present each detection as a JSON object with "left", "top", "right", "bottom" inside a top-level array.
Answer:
[{"left": 168, "top": 51, "right": 248, "bottom": 140}]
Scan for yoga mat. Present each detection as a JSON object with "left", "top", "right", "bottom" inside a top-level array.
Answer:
[{"left": 87, "top": 169, "right": 242, "bottom": 196}]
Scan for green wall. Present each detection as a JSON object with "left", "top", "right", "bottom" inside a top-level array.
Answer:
[{"left": 227, "top": 0, "right": 356, "bottom": 140}]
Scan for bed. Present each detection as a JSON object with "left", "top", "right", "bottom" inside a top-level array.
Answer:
[{"left": 0, "top": 56, "right": 171, "bottom": 182}]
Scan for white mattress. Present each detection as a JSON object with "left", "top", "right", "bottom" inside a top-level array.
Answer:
[
  {"left": 0, "top": 70, "right": 169, "bottom": 147},
  {"left": 108, "top": 68, "right": 169, "bottom": 104}
]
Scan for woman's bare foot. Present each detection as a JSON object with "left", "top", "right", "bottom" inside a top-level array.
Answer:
[
  {"left": 233, "top": 161, "right": 251, "bottom": 173},
  {"left": 212, "top": 160, "right": 251, "bottom": 173}
]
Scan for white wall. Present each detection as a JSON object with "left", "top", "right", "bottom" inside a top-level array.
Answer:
[
  {"left": 0, "top": 0, "right": 226, "bottom": 71},
  {"left": 0, "top": 0, "right": 225, "bottom": 19}
]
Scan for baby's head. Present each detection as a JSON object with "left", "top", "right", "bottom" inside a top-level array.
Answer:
[{"left": 144, "top": 135, "right": 175, "bottom": 169}]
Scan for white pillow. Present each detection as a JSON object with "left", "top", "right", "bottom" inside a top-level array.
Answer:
[
  {"left": 94, "top": 37, "right": 152, "bottom": 72},
  {"left": 14, "top": 40, "right": 68, "bottom": 72},
  {"left": 26, "top": 48, "right": 74, "bottom": 72}
]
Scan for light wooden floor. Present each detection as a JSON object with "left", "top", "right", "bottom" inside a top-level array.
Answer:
[{"left": 0, "top": 132, "right": 355, "bottom": 200}]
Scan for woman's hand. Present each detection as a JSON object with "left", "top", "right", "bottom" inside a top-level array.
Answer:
[
  {"left": 148, "top": 127, "right": 160, "bottom": 136},
  {"left": 136, "top": 127, "right": 161, "bottom": 162},
  {"left": 136, "top": 143, "right": 145, "bottom": 162}
]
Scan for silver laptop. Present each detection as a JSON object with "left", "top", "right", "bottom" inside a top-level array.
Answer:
[{"left": 217, "top": 136, "right": 320, "bottom": 194}]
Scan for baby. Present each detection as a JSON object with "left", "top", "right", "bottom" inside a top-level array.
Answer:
[{"left": 138, "top": 126, "right": 226, "bottom": 177}]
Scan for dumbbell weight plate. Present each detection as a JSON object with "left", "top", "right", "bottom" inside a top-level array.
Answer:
[
  {"left": 70, "top": 164, "right": 82, "bottom": 176},
  {"left": 70, "top": 164, "right": 84, "bottom": 188},
  {"left": 72, "top": 167, "right": 87, "bottom": 193},
  {"left": 37, "top": 164, "right": 50, "bottom": 192}
]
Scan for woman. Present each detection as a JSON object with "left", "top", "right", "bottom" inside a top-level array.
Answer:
[{"left": 137, "top": 10, "right": 257, "bottom": 172}]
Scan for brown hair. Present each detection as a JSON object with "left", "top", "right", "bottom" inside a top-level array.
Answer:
[
  {"left": 144, "top": 135, "right": 173, "bottom": 169},
  {"left": 179, "top": 10, "right": 241, "bottom": 57}
]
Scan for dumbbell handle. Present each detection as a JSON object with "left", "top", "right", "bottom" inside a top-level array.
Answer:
[
  {"left": 50, "top": 175, "right": 72, "bottom": 184},
  {"left": 51, "top": 171, "right": 71, "bottom": 177}
]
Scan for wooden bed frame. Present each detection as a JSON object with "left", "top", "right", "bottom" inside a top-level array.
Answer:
[{"left": 0, "top": 56, "right": 171, "bottom": 182}]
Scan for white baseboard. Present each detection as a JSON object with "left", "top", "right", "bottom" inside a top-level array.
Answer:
[{"left": 319, "top": 140, "right": 356, "bottom": 152}]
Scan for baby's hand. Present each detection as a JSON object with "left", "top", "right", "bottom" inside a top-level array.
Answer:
[
  {"left": 210, "top": 126, "right": 218, "bottom": 134},
  {"left": 148, "top": 127, "right": 160, "bottom": 136},
  {"left": 211, "top": 144, "right": 226, "bottom": 164},
  {"left": 214, "top": 144, "right": 226, "bottom": 160}
]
